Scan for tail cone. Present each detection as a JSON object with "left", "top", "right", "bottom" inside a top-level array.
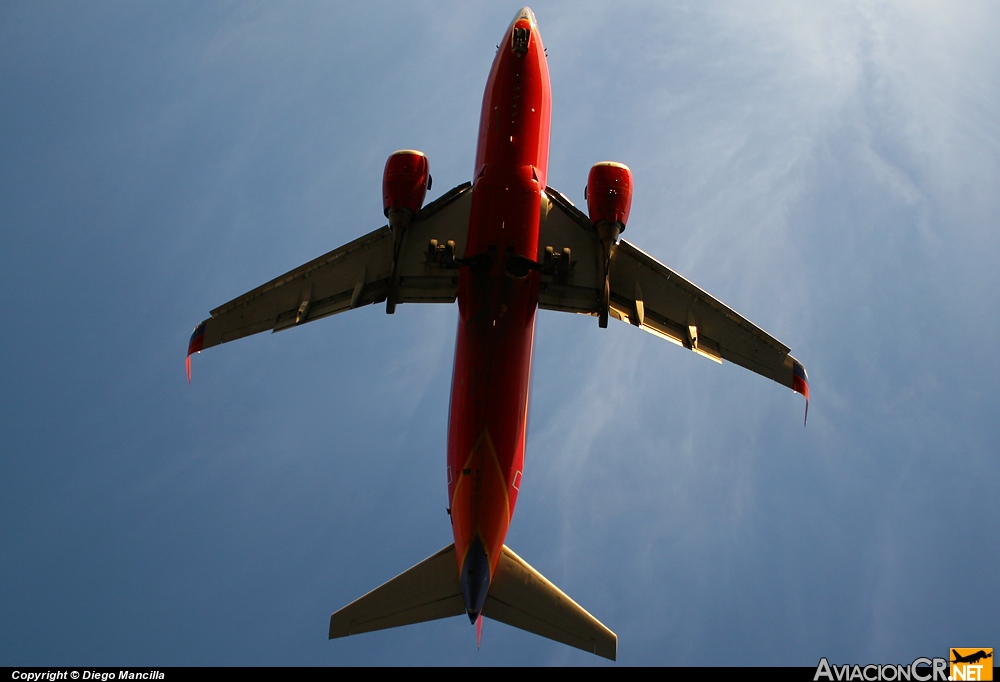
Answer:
[{"left": 461, "top": 536, "right": 490, "bottom": 622}]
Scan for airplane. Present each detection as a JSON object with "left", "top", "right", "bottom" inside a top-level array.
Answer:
[
  {"left": 186, "top": 7, "right": 808, "bottom": 662},
  {"left": 952, "top": 650, "right": 993, "bottom": 665}
]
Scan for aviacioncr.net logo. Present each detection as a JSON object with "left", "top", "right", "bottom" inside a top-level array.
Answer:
[{"left": 814, "top": 658, "right": 949, "bottom": 681}]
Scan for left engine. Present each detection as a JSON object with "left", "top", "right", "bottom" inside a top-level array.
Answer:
[
  {"left": 382, "top": 150, "right": 432, "bottom": 314},
  {"left": 382, "top": 150, "right": 431, "bottom": 219}
]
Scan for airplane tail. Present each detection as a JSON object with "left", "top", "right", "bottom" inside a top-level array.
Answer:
[{"left": 329, "top": 543, "right": 617, "bottom": 660}]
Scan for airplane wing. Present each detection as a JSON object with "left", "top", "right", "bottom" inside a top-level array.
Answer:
[
  {"left": 187, "top": 182, "right": 472, "bottom": 368},
  {"left": 537, "top": 187, "right": 809, "bottom": 399}
]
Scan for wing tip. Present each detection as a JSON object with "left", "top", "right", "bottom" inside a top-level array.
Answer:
[
  {"left": 792, "top": 359, "right": 809, "bottom": 426},
  {"left": 186, "top": 321, "right": 207, "bottom": 383},
  {"left": 792, "top": 358, "right": 809, "bottom": 398}
]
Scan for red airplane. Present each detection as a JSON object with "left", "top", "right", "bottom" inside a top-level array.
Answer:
[{"left": 187, "top": 7, "right": 808, "bottom": 661}]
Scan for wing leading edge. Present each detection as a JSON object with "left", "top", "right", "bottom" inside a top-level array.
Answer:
[{"left": 537, "top": 186, "right": 809, "bottom": 408}]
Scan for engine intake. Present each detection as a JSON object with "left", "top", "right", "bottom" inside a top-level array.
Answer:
[
  {"left": 383, "top": 150, "right": 431, "bottom": 218},
  {"left": 585, "top": 162, "right": 633, "bottom": 231}
]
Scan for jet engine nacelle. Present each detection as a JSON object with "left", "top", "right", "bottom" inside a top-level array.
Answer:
[
  {"left": 585, "top": 161, "right": 633, "bottom": 231},
  {"left": 382, "top": 150, "right": 431, "bottom": 218},
  {"left": 382, "top": 150, "right": 431, "bottom": 315},
  {"left": 585, "top": 162, "right": 633, "bottom": 329}
]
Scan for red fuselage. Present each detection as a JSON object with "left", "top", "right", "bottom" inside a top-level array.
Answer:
[{"left": 446, "top": 8, "right": 551, "bottom": 619}]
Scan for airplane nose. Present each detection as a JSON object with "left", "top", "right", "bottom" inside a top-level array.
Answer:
[
  {"left": 513, "top": 6, "right": 537, "bottom": 28},
  {"left": 460, "top": 536, "right": 491, "bottom": 622}
]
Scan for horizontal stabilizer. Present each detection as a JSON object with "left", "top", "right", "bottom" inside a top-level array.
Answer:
[
  {"left": 328, "top": 544, "right": 464, "bottom": 639},
  {"left": 484, "top": 545, "right": 617, "bottom": 660}
]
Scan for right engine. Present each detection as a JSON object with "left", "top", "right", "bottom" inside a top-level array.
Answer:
[
  {"left": 584, "top": 162, "right": 633, "bottom": 328},
  {"left": 585, "top": 161, "right": 633, "bottom": 232}
]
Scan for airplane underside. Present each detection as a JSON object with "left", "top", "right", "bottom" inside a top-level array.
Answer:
[{"left": 187, "top": 6, "right": 807, "bottom": 662}]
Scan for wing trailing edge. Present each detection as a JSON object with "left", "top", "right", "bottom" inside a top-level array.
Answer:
[{"left": 328, "top": 543, "right": 617, "bottom": 660}]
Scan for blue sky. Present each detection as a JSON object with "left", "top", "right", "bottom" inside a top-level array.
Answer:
[{"left": 2, "top": 1, "right": 997, "bottom": 666}]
